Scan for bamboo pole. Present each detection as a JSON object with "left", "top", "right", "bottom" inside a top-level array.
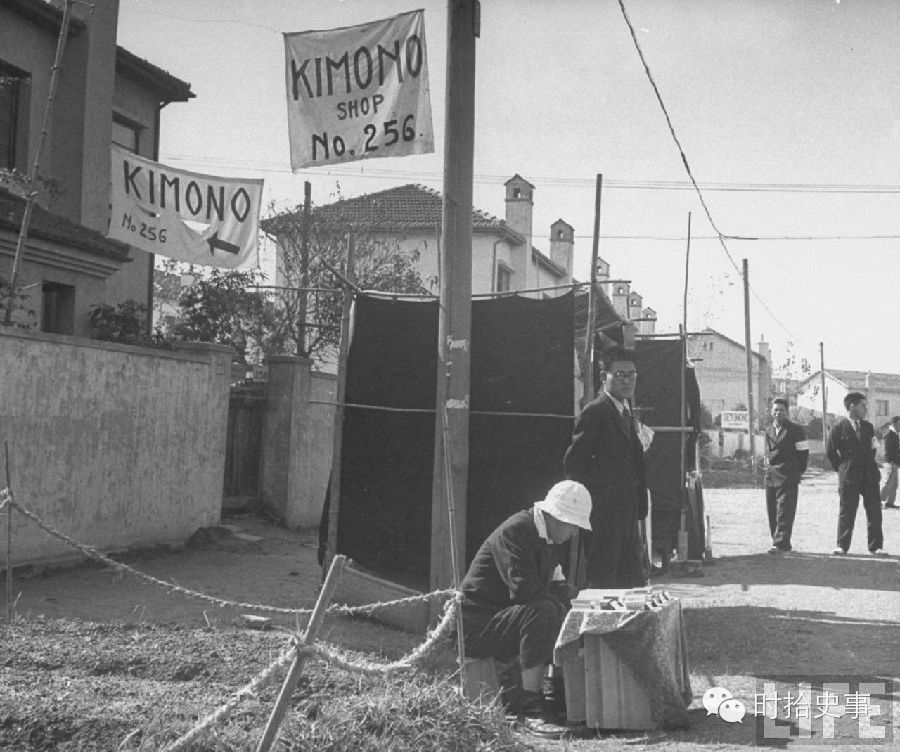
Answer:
[
  {"left": 4, "top": 442, "right": 11, "bottom": 622},
  {"left": 679, "top": 214, "right": 691, "bottom": 551},
  {"left": 4, "top": 0, "right": 74, "bottom": 324},
  {"left": 325, "top": 235, "right": 355, "bottom": 575},
  {"left": 255, "top": 554, "right": 346, "bottom": 752},
  {"left": 742, "top": 259, "right": 756, "bottom": 474},
  {"left": 440, "top": 404, "right": 467, "bottom": 688}
]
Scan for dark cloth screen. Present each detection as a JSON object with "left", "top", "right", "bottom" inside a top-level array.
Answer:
[
  {"left": 633, "top": 339, "right": 703, "bottom": 552},
  {"left": 466, "top": 293, "right": 575, "bottom": 563},
  {"left": 335, "top": 292, "right": 575, "bottom": 583}
]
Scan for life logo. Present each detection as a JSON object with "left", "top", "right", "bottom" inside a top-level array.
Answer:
[{"left": 704, "top": 687, "right": 747, "bottom": 723}]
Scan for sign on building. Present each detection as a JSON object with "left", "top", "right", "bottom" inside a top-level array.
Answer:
[
  {"left": 284, "top": 9, "right": 434, "bottom": 170},
  {"left": 720, "top": 410, "right": 749, "bottom": 430},
  {"left": 108, "top": 145, "right": 263, "bottom": 268}
]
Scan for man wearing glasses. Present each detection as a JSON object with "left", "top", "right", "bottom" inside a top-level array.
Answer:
[{"left": 564, "top": 345, "right": 649, "bottom": 587}]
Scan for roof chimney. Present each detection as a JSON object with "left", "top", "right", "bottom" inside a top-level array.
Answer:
[
  {"left": 549, "top": 219, "right": 573, "bottom": 278},
  {"left": 504, "top": 174, "right": 534, "bottom": 241}
]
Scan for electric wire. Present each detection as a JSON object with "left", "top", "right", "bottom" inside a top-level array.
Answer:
[{"left": 615, "top": 0, "right": 817, "bottom": 351}]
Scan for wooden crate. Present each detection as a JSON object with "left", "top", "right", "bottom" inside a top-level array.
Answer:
[
  {"left": 562, "top": 635, "right": 656, "bottom": 730},
  {"left": 462, "top": 658, "right": 501, "bottom": 702}
]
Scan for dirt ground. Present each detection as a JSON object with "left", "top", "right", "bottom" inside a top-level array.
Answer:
[{"left": 1, "top": 468, "right": 899, "bottom": 750}]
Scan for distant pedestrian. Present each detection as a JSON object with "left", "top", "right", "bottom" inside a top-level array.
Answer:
[
  {"left": 826, "top": 392, "right": 885, "bottom": 555},
  {"left": 763, "top": 398, "right": 809, "bottom": 553},
  {"left": 880, "top": 416, "right": 900, "bottom": 509}
]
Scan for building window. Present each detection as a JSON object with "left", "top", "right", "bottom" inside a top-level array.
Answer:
[
  {"left": 495, "top": 264, "right": 512, "bottom": 293},
  {"left": 0, "top": 61, "right": 29, "bottom": 171},
  {"left": 112, "top": 114, "right": 142, "bottom": 153},
  {"left": 41, "top": 282, "right": 75, "bottom": 335},
  {"left": 876, "top": 399, "right": 889, "bottom": 417}
]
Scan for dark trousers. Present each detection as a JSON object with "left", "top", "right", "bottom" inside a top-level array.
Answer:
[
  {"left": 766, "top": 481, "right": 799, "bottom": 550},
  {"left": 584, "top": 516, "right": 646, "bottom": 588},
  {"left": 837, "top": 482, "right": 884, "bottom": 552},
  {"left": 463, "top": 598, "right": 566, "bottom": 671}
]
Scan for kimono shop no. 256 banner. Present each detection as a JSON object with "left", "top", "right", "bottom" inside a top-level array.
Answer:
[
  {"left": 108, "top": 144, "right": 264, "bottom": 269},
  {"left": 284, "top": 9, "right": 434, "bottom": 170}
]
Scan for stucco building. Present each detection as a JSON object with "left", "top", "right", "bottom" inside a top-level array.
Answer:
[
  {"left": 687, "top": 328, "right": 771, "bottom": 427},
  {"left": 796, "top": 369, "right": 900, "bottom": 432},
  {"left": 264, "top": 174, "right": 576, "bottom": 298},
  {"left": 0, "top": 0, "right": 193, "bottom": 336}
]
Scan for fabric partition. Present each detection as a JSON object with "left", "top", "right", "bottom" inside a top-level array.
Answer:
[{"left": 334, "top": 292, "right": 575, "bottom": 584}]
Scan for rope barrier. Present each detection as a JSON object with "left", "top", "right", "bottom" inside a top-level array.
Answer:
[
  {"left": 4, "top": 486, "right": 465, "bottom": 747},
  {"left": 163, "top": 593, "right": 460, "bottom": 751},
  {"left": 1, "top": 492, "right": 454, "bottom": 617},
  {"left": 163, "top": 640, "right": 298, "bottom": 752}
]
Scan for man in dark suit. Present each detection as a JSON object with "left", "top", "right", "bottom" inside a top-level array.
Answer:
[
  {"left": 880, "top": 415, "right": 900, "bottom": 508},
  {"left": 763, "top": 397, "right": 809, "bottom": 553},
  {"left": 564, "top": 346, "right": 648, "bottom": 587},
  {"left": 826, "top": 392, "right": 885, "bottom": 555}
]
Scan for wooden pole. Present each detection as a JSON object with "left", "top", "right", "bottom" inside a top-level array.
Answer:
[
  {"left": 742, "top": 259, "right": 756, "bottom": 471},
  {"left": 4, "top": 0, "right": 74, "bottom": 324},
  {"left": 571, "top": 174, "right": 603, "bottom": 588},
  {"left": 430, "top": 0, "right": 477, "bottom": 598},
  {"left": 680, "top": 213, "right": 691, "bottom": 489},
  {"left": 325, "top": 235, "right": 355, "bottom": 575},
  {"left": 4, "top": 442, "right": 11, "bottom": 622},
  {"left": 297, "top": 181, "right": 312, "bottom": 353},
  {"left": 582, "top": 174, "right": 603, "bottom": 407},
  {"left": 256, "top": 555, "right": 346, "bottom": 752},
  {"left": 820, "top": 341, "right": 828, "bottom": 444}
]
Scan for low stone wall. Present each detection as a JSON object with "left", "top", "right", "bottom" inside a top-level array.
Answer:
[{"left": 0, "top": 328, "right": 232, "bottom": 566}]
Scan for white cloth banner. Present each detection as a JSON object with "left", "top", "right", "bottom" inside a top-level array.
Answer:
[
  {"left": 107, "top": 145, "right": 263, "bottom": 268},
  {"left": 284, "top": 9, "right": 434, "bottom": 170}
]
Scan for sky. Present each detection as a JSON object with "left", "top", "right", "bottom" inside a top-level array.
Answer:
[{"left": 116, "top": 0, "right": 900, "bottom": 379}]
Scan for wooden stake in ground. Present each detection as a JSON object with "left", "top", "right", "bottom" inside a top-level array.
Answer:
[{"left": 255, "top": 554, "right": 346, "bottom": 752}]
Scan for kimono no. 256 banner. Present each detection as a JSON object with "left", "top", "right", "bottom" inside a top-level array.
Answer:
[
  {"left": 108, "top": 144, "right": 263, "bottom": 269},
  {"left": 284, "top": 9, "right": 434, "bottom": 170}
]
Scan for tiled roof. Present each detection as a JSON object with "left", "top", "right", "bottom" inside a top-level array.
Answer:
[
  {"left": 116, "top": 46, "right": 194, "bottom": 103},
  {"left": 0, "top": 189, "right": 131, "bottom": 261},
  {"left": 696, "top": 327, "right": 766, "bottom": 361},
  {"left": 821, "top": 369, "right": 900, "bottom": 392},
  {"left": 261, "top": 183, "right": 525, "bottom": 244}
]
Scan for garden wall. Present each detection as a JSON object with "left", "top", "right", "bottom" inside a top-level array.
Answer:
[{"left": 0, "top": 327, "right": 232, "bottom": 567}]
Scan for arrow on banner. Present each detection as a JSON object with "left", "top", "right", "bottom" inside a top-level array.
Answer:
[{"left": 207, "top": 232, "right": 240, "bottom": 255}]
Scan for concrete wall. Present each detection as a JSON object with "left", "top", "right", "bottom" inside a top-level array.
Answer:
[
  {"left": 0, "top": 327, "right": 231, "bottom": 566},
  {"left": 257, "top": 357, "right": 337, "bottom": 529}
]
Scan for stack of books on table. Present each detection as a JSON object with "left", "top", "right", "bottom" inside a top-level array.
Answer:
[{"left": 571, "top": 587, "right": 672, "bottom": 612}]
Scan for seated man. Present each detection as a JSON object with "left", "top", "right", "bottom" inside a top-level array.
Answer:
[{"left": 460, "top": 480, "right": 591, "bottom": 729}]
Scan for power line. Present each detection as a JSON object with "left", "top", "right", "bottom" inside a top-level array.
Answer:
[
  {"left": 160, "top": 154, "right": 900, "bottom": 195},
  {"left": 616, "top": 0, "right": 818, "bottom": 350}
]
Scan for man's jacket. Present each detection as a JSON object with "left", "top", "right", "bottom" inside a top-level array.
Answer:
[
  {"left": 460, "top": 510, "right": 560, "bottom": 615},
  {"left": 827, "top": 417, "right": 880, "bottom": 488},
  {"left": 884, "top": 428, "right": 900, "bottom": 465},
  {"left": 764, "top": 419, "right": 809, "bottom": 486},
  {"left": 563, "top": 391, "right": 648, "bottom": 522}
]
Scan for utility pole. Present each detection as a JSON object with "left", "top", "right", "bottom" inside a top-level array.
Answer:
[
  {"left": 820, "top": 341, "right": 828, "bottom": 445},
  {"left": 742, "top": 259, "right": 756, "bottom": 463},
  {"left": 430, "top": 0, "right": 478, "bottom": 596}
]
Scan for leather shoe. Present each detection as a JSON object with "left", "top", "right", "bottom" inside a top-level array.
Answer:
[{"left": 832, "top": 547, "right": 847, "bottom": 555}]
